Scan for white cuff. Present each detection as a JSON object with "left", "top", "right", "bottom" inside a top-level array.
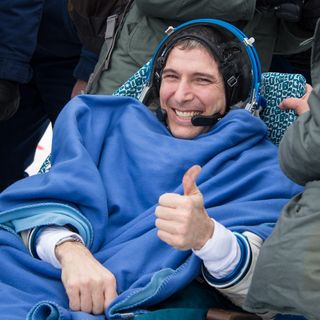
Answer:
[
  {"left": 192, "top": 220, "right": 240, "bottom": 279},
  {"left": 36, "top": 226, "right": 84, "bottom": 269}
]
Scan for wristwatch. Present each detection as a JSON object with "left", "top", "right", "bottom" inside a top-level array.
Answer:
[{"left": 55, "top": 234, "right": 84, "bottom": 248}]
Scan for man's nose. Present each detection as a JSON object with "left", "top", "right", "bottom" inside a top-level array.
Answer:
[{"left": 174, "top": 80, "right": 194, "bottom": 103}]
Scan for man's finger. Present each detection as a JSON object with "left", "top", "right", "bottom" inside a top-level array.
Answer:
[
  {"left": 156, "top": 217, "right": 180, "bottom": 234},
  {"left": 157, "top": 229, "right": 176, "bottom": 247},
  {"left": 66, "top": 285, "right": 81, "bottom": 311},
  {"left": 79, "top": 287, "right": 93, "bottom": 313},
  {"left": 92, "top": 286, "right": 105, "bottom": 314},
  {"left": 182, "top": 165, "right": 202, "bottom": 196},
  {"left": 158, "top": 193, "right": 183, "bottom": 208},
  {"left": 155, "top": 205, "right": 184, "bottom": 220},
  {"left": 104, "top": 286, "right": 118, "bottom": 310},
  {"left": 157, "top": 229, "right": 189, "bottom": 250}
]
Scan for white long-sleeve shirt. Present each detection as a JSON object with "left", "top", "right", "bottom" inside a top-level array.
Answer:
[{"left": 21, "top": 220, "right": 263, "bottom": 310}]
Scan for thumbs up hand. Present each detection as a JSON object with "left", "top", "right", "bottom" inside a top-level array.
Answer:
[{"left": 155, "top": 165, "right": 214, "bottom": 251}]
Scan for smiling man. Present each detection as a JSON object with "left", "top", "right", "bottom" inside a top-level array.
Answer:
[
  {"left": 159, "top": 44, "right": 226, "bottom": 139},
  {"left": 0, "top": 20, "right": 301, "bottom": 320}
]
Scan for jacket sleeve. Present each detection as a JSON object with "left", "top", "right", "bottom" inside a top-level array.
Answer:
[
  {"left": 73, "top": 47, "right": 99, "bottom": 82},
  {"left": 279, "top": 89, "right": 320, "bottom": 185},
  {"left": 136, "top": 0, "right": 255, "bottom": 21},
  {"left": 279, "top": 19, "right": 320, "bottom": 185},
  {"left": 202, "top": 232, "right": 270, "bottom": 309}
]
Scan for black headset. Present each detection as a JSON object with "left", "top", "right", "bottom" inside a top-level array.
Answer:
[{"left": 139, "top": 19, "right": 263, "bottom": 126}]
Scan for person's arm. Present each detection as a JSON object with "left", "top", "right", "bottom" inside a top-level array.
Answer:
[
  {"left": 202, "top": 231, "right": 276, "bottom": 320},
  {"left": 20, "top": 226, "right": 84, "bottom": 266},
  {"left": 21, "top": 226, "right": 117, "bottom": 315},
  {"left": 72, "top": 47, "right": 99, "bottom": 97},
  {"left": 155, "top": 165, "right": 265, "bottom": 310},
  {"left": 279, "top": 87, "right": 320, "bottom": 185},
  {"left": 279, "top": 19, "right": 320, "bottom": 184},
  {"left": 193, "top": 221, "right": 241, "bottom": 280},
  {"left": 136, "top": 0, "right": 255, "bottom": 22},
  {"left": 200, "top": 230, "right": 261, "bottom": 306},
  {"left": 35, "top": 226, "right": 84, "bottom": 268}
]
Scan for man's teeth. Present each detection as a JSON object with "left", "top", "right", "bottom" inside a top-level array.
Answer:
[{"left": 175, "top": 110, "right": 201, "bottom": 119}]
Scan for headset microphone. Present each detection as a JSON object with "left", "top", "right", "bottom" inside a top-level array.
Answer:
[{"left": 191, "top": 113, "right": 222, "bottom": 126}]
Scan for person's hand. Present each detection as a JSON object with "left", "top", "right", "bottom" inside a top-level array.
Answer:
[
  {"left": 156, "top": 165, "right": 214, "bottom": 251},
  {"left": 0, "top": 79, "right": 20, "bottom": 121},
  {"left": 71, "top": 79, "right": 87, "bottom": 98},
  {"left": 279, "top": 83, "right": 312, "bottom": 115},
  {"left": 55, "top": 241, "right": 117, "bottom": 314}
]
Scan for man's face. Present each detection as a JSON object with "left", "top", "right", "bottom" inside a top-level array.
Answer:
[{"left": 159, "top": 46, "right": 226, "bottom": 139}]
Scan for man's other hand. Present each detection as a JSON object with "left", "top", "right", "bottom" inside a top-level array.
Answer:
[{"left": 55, "top": 241, "right": 118, "bottom": 314}]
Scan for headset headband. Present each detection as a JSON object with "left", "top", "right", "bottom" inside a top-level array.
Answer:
[{"left": 139, "top": 18, "right": 262, "bottom": 113}]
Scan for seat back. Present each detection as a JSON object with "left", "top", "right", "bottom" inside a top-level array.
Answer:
[
  {"left": 38, "top": 66, "right": 306, "bottom": 174},
  {"left": 113, "top": 64, "right": 306, "bottom": 145},
  {"left": 259, "top": 72, "right": 305, "bottom": 145}
]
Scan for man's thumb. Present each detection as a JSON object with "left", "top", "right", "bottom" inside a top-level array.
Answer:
[{"left": 183, "top": 165, "right": 202, "bottom": 196}]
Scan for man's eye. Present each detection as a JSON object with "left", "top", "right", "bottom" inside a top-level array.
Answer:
[
  {"left": 163, "top": 74, "right": 178, "bottom": 80},
  {"left": 196, "top": 78, "right": 212, "bottom": 84}
]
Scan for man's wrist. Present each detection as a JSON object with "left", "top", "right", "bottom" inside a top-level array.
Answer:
[
  {"left": 55, "top": 238, "right": 86, "bottom": 265},
  {"left": 193, "top": 221, "right": 241, "bottom": 279},
  {"left": 55, "top": 234, "right": 84, "bottom": 248},
  {"left": 193, "top": 216, "right": 215, "bottom": 250},
  {"left": 35, "top": 226, "right": 85, "bottom": 269}
]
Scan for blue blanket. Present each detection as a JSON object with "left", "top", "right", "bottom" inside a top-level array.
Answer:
[{"left": 0, "top": 95, "right": 301, "bottom": 319}]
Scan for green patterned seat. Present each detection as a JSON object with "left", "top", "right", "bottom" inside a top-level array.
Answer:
[
  {"left": 113, "top": 66, "right": 306, "bottom": 145},
  {"left": 260, "top": 72, "right": 305, "bottom": 145},
  {"left": 39, "top": 66, "right": 306, "bottom": 173}
]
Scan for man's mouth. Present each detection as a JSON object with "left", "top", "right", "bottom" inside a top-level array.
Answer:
[{"left": 174, "top": 109, "right": 201, "bottom": 120}]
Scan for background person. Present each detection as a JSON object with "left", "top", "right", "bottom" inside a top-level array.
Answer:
[
  {"left": 0, "top": 0, "right": 98, "bottom": 192},
  {"left": 87, "top": 0, "right": 316, "bottom": 95},
  {"left": 245, "top": 18, "right": 320, "bottom": 320}
]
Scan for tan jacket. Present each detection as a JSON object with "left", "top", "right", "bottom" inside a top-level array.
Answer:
[{"left": 89, "top": 0, "right": 312, "bottom": 95}]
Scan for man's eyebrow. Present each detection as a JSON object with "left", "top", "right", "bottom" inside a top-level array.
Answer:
[
  {"left": 192, "top": 72, "right": 217, "bottom": 80},
  {"left": 162, "top": 68, "right": 178, "bottom": 74},
  {"left": 162, "top": 68, "right": 217, "bottom": 80}
]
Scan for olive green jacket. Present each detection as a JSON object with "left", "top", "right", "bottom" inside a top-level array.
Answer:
[
  {"left": 244, "top": 19, "right": 320, "bottom": 319},
  {"left": 89, "top": 0, "right": 313, "bottom": 95}
]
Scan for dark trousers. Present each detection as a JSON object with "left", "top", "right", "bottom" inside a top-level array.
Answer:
[{"left": 0, "top": 0, "right": 85, "bottom": 191}]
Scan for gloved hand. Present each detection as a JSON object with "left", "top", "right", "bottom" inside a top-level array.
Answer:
[
  {"left": 0, "top": 79, "right": 20, "bottom": 121},
  {"left": 256, "top": 0, "right": 304, "bottom": 22},
  {"left": 256, "top": 0, "right": 303, "bottom": 8},
  {"left": 300, "top": 0, "right": 320, "bottom": 31}
]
